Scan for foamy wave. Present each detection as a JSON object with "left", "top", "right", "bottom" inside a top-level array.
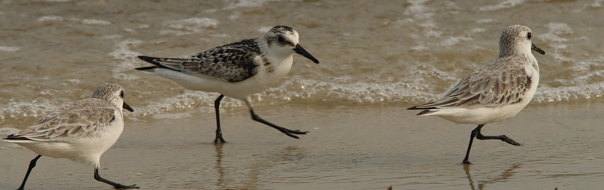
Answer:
[
  {"left": 476, "top": 19, "right": 493, "bottom": 24},
  {"left": 0, "top": 98, "right": 61, "bottom": 124},
  {"left": 109, "top": 40, "right": 143, "bottom": 80},
  {"left": 132, "top": 90, "right": 243, "bottom": 117},
  {"left": 37, "top": 15, "right": 65, "bottom": 22},
  {"left": 478, "top": 0, "right": 525, "bottom": 11},
  {"left": 133, "top": 78, "right": 604, "bottom": 115},
  {"left": 541, "top": 23, "right": 572, "bottom": 42},
  {"left": 265, "top": 78, "right": 439, "bottom": 104},
  {"left": 440, "top": 28, "right": 485, "bottom": 46},
  {"left": 229, "top": 11, "right": 242, "bottom": 20},
  {"left": 1, "top": 76, "right": 604, "bottom": 123},
  {"left": 404, "top": 0, "right": 434, "bottom": 20},
  {"left": 37, "top": 16, "right": 112, "bottom": 26},
  {"left": 539, "top": 22, "right": 573, "bottom": 62},
  {"left": 120, "top": 78, "right": 440, "bottom": 119},
  {"left": 64, "top": 79, "right": 82, "bottom": 85},
  {"left": 224, "top": 0, "right": 273, "bottom": 10},
  {"left": 404, "top": 0, "right": 440, "bottom": 38},
  {"left": 101, "top": 34, "right": 123, "bottom": 40},
  {"left": 401, "top": 0, "right": 446, "bottom": 51},
  {"left": 551, "top": 23, "right": 572, "bottom": 33},
  {"left": 0, "top": 46, "right": 20, "bottom": 52},
  {"left": 160, "top": 17, "right": 219, "bottom": 36},
  {"left": 535, "top": 83, "right": 604, "bottom": 103},
  {"left": 81, "top": 19, "right": 112, "bottom": 25},
  {"left": 584, "top": 0, "right": 603, "bottom": 9}
]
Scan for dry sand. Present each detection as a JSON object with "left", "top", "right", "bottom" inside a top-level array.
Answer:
[{"left": 1, "top": 103, "right": 603, "bottom": 190}]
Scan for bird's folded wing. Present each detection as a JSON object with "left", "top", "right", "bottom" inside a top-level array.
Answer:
[
  {"left": 417, "top": 62, "right": 532, "bottom": 108},
  {"left": 140, "top": 45, "right": 261, "bottom": 83},
  {"left": 10, "top": 99, "right": 117, "bottom": 141}
]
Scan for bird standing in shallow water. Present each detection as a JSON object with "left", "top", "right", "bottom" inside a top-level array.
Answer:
[
  {"left": 3, "top": 83, "right": 138, "bottom": 189},
  {"left": 408, "top": 25, "right": 545, "bottom": 164},
  {"left": 136, "top": 25, "right": 320, "bottom": 144}
]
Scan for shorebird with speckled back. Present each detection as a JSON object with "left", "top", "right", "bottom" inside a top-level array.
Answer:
[
  {"left": 136, "top": 25, "right": 319, "bottom": 144},
  {"left": 408, "top": 25, "right": 545, "bottom": 164},
  {"left": 3, "top": 83, "right": 138, "bottom": 189}
]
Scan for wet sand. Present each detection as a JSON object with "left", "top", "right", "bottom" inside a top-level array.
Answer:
[{"left": 1, "top": 103, "right": 604, "bottom": 190}]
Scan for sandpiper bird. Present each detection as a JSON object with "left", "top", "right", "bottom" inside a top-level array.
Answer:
[
  {"left": 3, "top": 83, "right": 138, "bottom": 189},
  {"left": 136, "top": 25, "right": 319, "bottom": 144},
  {"left": 408, "top": 25, "right": 545, "bottom": 164}
]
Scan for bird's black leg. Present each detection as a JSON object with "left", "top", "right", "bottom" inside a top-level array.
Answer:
[
  {"left": 462, "top": 124, "right": 522, "bottom": 164},
  {"left": 214, "top": 94, "right": 226, "bottom": 144},
  {"left": 462, "top": 125, "right": 482, "bottom": 165},
  {"left": 94, "top": 168, "right": 139, "bottom": 189},
  {"left": 475, "top": 126, "right": 522, "bottom": 146},
  {"left": 244, "top": 99, "right": 308, "bottom": 139},
  {"left": 17, "top": 155, "right": 42, "bottom": 190}
]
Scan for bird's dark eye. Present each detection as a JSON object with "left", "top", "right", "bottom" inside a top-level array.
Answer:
[
  {"left": 527, "top": 32, "right": 532, "bottom": 39},
  {"left": 120, "top": 91, "right": 124, "bottom": 98},
  {"left": 277, "top": 36, "right": 285, "bottom": 43}
]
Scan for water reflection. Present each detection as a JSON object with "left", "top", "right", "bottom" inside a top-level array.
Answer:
[
  {"left": 214, "top": 144, "right": 226, "bottom": 189},
  {"left": 213, "top": 145, "right": 306, "bottom": 189},
  {"left": 464, "top": 163, "right": 522, "bottom": 190}
]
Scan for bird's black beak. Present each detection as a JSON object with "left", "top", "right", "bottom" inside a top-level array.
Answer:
[
  {"left": 532, "top": 43, "right": 545, "bottom": 55},
  {"left": 293, "top": 44, "right": 320, "bottom": 64},
  {"left": 123, "top": 102, "right": 134, "bottom": 112}
]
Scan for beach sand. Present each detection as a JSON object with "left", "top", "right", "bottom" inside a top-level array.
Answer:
[{"left": 1, "top": 103, "right": 603, "bottom": 190}]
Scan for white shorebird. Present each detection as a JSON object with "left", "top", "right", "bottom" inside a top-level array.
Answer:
[
  {"left": 408, "top": 25, "right": 545, "bottom": 164},
  {"left": 3, "top": 83, "right": 138, "bottom": 189},
  {"left": 136, "top": 25, "right": 319, "bottom": 144}
]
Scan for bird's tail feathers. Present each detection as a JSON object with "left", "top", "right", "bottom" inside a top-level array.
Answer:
[
  {"left": 2, "top": 134, "right": 37, "bottom": 143},
  {"left": 136, "top": 56, "right": 181, "bottom": 72},
  {"left": 407, "top": 106, "right": 440, "bottom": 116}
]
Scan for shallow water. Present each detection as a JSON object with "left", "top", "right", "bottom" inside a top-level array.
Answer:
[
  {"left": 1, "top": 0, "right": 604, "bottom": 123},
  {"left": 1, "top": 0, "right": 604, "bottom": 189}
]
